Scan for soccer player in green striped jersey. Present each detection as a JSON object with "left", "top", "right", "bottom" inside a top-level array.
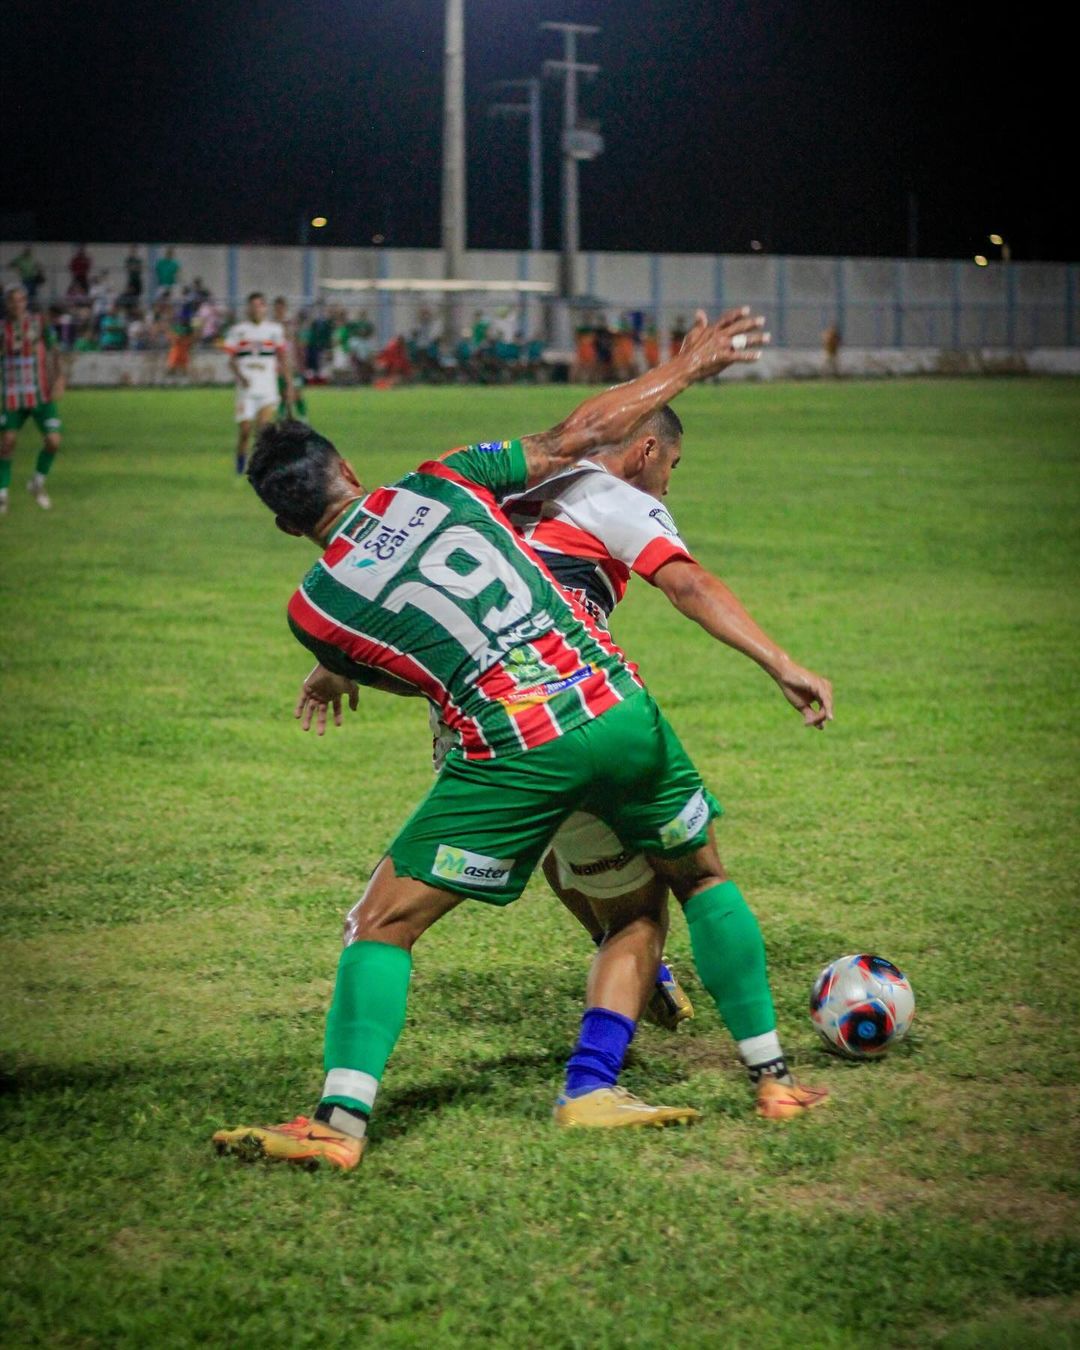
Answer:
[
  {"left": 212, "top": 309, "right": 829, "bottom": 1171},
  {"left": 0, "top": 284, "right": 65, "bottom": 515}
]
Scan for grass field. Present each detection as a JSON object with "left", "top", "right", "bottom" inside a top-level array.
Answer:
[{"left": 2, "top": 379, "right": 1078, "bottom": 1348}]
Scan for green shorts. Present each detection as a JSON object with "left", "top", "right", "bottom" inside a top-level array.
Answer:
[
  {"left": 0, "top": 402, "right": 62, "bottom": 436},
  {"left": 389, "top": 689, "right": 722, "bottom": 905}
]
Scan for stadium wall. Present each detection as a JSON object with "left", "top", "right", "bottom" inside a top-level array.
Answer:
[
  {"left": 7, "top": 240, "right": 1078, "bottom": 356},
  {"left": 58, "top": 346, "right": 1080, "bottom": 387}
]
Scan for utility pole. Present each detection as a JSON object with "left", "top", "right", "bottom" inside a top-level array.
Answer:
[
  {"left": 489, "top": 79, "right": 543, "bottom": 254},
  {"left": 542, "top": 21, "right": 601, "bottom": 348},
  {"left": 442, "top": 0, "right": 466, "bottom": 339},
  {"left": 489, "top": 79, "right": 543, "bottom": 339}
]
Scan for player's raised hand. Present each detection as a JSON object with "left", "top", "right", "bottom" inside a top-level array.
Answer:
[
  {"left": 294, "top": 663, "right": 360, "bottom": 735},
  {"left": 771, "top": 659, "right": 834, "bottom": 730},
  {"left": 678, "top": 306, "right": 770, "bottom": 375}
]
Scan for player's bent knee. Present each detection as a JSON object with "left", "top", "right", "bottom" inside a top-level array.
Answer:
[
  {"left": 591, "top": 874, "right": 668, "bottom": 935},
  {"left": 343, "top": 856, "right": 460, "bottom": 949},
  {"left": 649, "top": 840, "right": 728, "bottom": 904}
]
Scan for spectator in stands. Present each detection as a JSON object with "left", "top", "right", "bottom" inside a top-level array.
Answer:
[
  {"left": 99, "top": 308, "right": 127, "bottom": 351},
  {"left": 373, "top": 334, "right": 412, "bottom": 384},
  {"left": 155, "top": 247, "right": 181, "bottom": 298},
  {"left": 8, "top": 246, "right": 45, "bottom": 303},
  {"left": 127, "top": 310, "right": 149, "bottom": 351},
  {"left": 166, "top": 304, "right": 194, "bottom": 381},
  {"left": 471, "top": 310, "right": 490, "bottom": 347},
  {"left": 643, "top": 322, "right": 661, "bottom": 369},
  {"left": 89, "top": 273, "right": 115, "bottom": 332},
  {"left": 124, "top": 247, "right": 144, "bottom": 302},
  {"left": 669, "top": 315, "right": 688, "bottom": 359},
  {"left": 573, "top": 318, "right": 597, "bottom": 383},
  {"left": 50, "top": 304, "right": 76, "bottom": 351},
  {"left": 329, "top": 307, "right": 354, "bottom": 380},
  {"left": 69, "top": 245, "right": 92, "bottom": 296},
  {"left": 194, "top": 295, "right": 223, "bottom": 345},
  {"left": 304, "top": 306, "right": 333, "bottom": 382},
  {"left": 348, "top": 311, "right": 376, "bottom": 381},
  {"left": 593, "top": 315, "right": 614, "bottom": 383},
  {"left": 822, "top": 322, "right": 842, "bottom": 377}
]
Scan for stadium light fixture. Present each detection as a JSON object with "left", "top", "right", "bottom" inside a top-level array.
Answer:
[
  {"left": 988, "top": 232, "right": 1012, "bottom": 262},
  {"left": 974, "top": 255, "right": 989, "bottom": 267},
  {"left": 311, "top": 217, "right": 329, "bottom": 229}
]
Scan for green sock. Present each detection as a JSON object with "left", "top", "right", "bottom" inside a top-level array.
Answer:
[
  {"left": 0, "top": 460, "right": 11, "bottom": 491},
  {"left": 35, "top": 449, "right": 56, "bottom": 477},
  {"left": 319, "top": 940, "right": 412, "bottom": 1127},
  {"left": 684, "top": 880, "right": 777, "bottom": 1041}
]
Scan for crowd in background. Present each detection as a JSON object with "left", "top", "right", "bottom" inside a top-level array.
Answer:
[{"left": 7, "top": 244, "right": 682, "bottom": 386}]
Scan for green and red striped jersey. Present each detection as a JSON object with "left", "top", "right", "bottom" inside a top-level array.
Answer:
[
  {"left": 1, "top": 314, "right": 56, "bottom": 411},
  {"left": 287, "top": 440, "right": 643, "bottom": 759}
]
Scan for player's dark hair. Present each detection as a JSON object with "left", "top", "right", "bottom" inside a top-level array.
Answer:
[
  {"left": 628, "top": 404, "right": 682, "bottom": 447},
  {"left": 248, "top": 420, "right": 342, "bottom": 532},
  {"left": 247, "top": 291, "right": 265, "bottom": 303}
]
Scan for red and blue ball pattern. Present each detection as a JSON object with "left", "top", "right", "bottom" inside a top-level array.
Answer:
[{"left": 810, "top": 954, "right": 915, "bottom": 1059}]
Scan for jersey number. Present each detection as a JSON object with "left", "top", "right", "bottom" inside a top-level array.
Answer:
[{"left": 381, "top": 525, "right": 535, "bottom": 672}]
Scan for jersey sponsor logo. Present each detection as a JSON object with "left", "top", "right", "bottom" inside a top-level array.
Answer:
[
  {"left": 432, "top": 844, "right": 516, "bottom": 888},
  {"left": 326, "top": 491, "right": 450, "bottom": 598},
  {"left": 648, "top": 505, "right": 680, "bottom": 537},
  {"left": 473, "top": 440, "right": 511, "bottom": 454},
  {"left": 500, "top": 663, "right": 597, "bottom": 713},
  {"left": 361, "top": 503, "right": 434, "bottom": 563},
  {"left": 504, "top": 646, "right": 558, "bottom": 687},
  {"left": 658, "top": 789, "right": 710, "bottom": 849}
]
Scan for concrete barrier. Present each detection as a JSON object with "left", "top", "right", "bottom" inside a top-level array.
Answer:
[{"left": 64, "top": 347, "right": 1080, "bottom": 387}]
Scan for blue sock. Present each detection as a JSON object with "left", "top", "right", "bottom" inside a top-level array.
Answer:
[
  {"left": 564, "top": 1007, "right": 636, "bottom": 1097},
  {"left": 236, "top": 452, "right": 246, "bottom": 475}
]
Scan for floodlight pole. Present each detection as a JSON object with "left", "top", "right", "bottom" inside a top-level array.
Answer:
[
  {"left": 489, "top": 79, "right": 543, "bottom": 338},
  {"left": 442, "top": 0, "right": 466, "bottom": 339},
  {"left": 542, "top": 21, "right": 600, "bottom": 347},
  {"left": 489, "top": 79, "right": 543, "bottom": 253}
]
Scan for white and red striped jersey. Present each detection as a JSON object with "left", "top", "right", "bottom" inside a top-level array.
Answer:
[
  {"left": 504, "top": 460, "right": 695, "bottom": 624},
  {"left": 223, "top": 320, "right": 286, "bottom": 398}
]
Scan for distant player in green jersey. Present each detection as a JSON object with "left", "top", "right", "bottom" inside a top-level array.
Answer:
[
  {"left": 273, "top": 297, "right": 308, "bottom": 418},
  {"left": 212, "top": 308, "right": 829, "bottom": 1172},
  {"left": 0, "top": 284, "right": 65, "bottom": 515}
]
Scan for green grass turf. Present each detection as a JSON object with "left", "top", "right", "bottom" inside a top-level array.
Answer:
[{"left": 1, "top": 380, "right": 1078, "bottom": 1348}]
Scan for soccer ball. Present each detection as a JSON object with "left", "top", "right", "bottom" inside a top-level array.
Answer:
[{"left": 809, "top": 954, "right": 915, "bottom": 1059}]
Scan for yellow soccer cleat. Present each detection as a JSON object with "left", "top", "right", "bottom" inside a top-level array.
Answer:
[
  {"left": 212, "top": 1114, "right": 364, "bottom": 1170},
  {"left": 754, "top": 1078, "right": 830, "bottom": 1121},
  {"left": 553, "top": 1085, "right": 701, "bottom": 1129},
  {"left": 643, "top": 959, "right": 694, "bottom": 1031}
]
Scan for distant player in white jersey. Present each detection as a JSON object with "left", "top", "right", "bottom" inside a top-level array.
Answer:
[{"left": 224, "top": 292, "right": 293, "bottom": 475}]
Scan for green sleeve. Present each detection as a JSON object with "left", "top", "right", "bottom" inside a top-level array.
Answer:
[{"left": 438, "top": 439, "right": 528, "bottom": 500}]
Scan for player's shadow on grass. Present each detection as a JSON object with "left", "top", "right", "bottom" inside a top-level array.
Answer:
[{"left": 374, "top": 1047, "right": 570, "bottom": 1140}]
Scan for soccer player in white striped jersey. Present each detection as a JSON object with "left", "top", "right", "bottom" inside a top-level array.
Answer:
[
  {"left": 496, "top": 404, "right": 833, "bottom": 1036},
  {"left": 224, "top": 292, "right": 294, "bottom": 476}
]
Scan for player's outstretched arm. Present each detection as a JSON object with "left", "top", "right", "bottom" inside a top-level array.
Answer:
[
  {"left": 294, "top": 662, "right": 420, "bottom": 735},
  {"left": 654, "top": 560, "right": 834, "bottom": 729},
  {"left": 519, "top": 307, "right": 768, "bottom": 488}
]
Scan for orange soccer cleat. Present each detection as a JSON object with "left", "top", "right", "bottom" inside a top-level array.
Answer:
[
  {"left": 212, "top": 1114, "right": 364, "bottom": 1170},
  {"left": 754, "top": 1078, "right": 830, "bottom": 1121}
]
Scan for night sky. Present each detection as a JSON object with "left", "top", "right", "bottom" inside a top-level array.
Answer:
[{"left": 2, "top": 0, "right": 1071, "bottom": 261}]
